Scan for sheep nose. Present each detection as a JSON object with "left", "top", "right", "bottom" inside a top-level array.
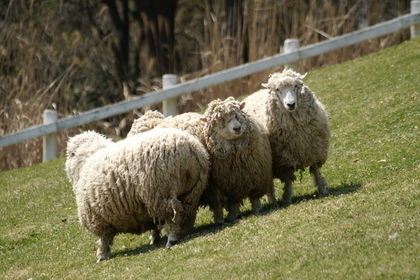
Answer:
[
  {"left": 233, "top": 126, "right": 241, "bottom": 133},
  {"left": 287, "top": 102, "right": 296, "bottom": 110}
]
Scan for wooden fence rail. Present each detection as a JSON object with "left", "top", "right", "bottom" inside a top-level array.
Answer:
[{"left": 1, "top": 9, "right": 420, "bottom": 153}]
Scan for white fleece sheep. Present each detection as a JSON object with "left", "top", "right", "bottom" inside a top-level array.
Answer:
[
  {"left": 127, "top": 110, "right": 165, "bottom": 136},
  {"left": 65, "top": 128, "right": 209, "bottom": 262},
  {"left": 243, "top": 69, "right": 330, "bottom": 206},
  {"left": 128, "top": 110, "right": 204, "bottom": 142},
  {"left": 128, "top": 97, "right": 275, "bottom": 224}
]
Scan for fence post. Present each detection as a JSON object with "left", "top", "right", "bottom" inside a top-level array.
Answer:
[
  {"left": 162, "top": 74, "right": 178, "bottom": 117},
  {"left": 43, "top": 109, "right": 58, "bottom": 162},
  {"left": 284, "top": 39, "right": 300, "bottom": 73},
  {"left": 411, "top": 0, "right": 420, "bottom": 38}
]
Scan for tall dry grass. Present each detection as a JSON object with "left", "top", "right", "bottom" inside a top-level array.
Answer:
[
  {"left": 0, "top": 0, "right": 411, "bottom": 171},
  {"left": 0, "top": 0, "right": 130, "bottom": 170},
  {"left": 176, "top": 0, "right": 410, "bottom": 113}
]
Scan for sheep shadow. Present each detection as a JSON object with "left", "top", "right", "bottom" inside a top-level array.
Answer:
[
  {"left": 289, "top": 181, "right": 362, "bottom": 206},
  {"left": 240, "top": 180, "right": 363, "bottom": 217},
  {"left": 111, "top": 181, "right": 362, "bottom": 260},
  {"left": 327, "top": 181, "right": 362, "bottom": 196},
  {"left": 186, "top": 181, "right": 363, "bottom": 245},
  {"left": 111, "top": 242, "right": 161, "bottom": 260},
  {"left": 111, "top": 221, "right": 238, "bottom": 260}
]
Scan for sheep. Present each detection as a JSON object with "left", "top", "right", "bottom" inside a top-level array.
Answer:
[
  {"left": 65, "top": 128, "right": 209, "bottom": 262},
  {"left": 65, "top": 131, "right": 113, "bottom": 189},
  {"left": 128, "top": 97, "right": 275, "bottom": 224},
  {"left": 200, "top": 97, "right": 275, "bottom": 223},
  {"left": 128, "top": 110, "right": 205, "bottom": 143},
  {"left": 126, "top": 110, "right": 165, "bottom": 136},
  {"left": 243, "top": 69, "right": 330, "bottom": 206}
]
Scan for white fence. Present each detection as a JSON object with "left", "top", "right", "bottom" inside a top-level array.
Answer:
[{"left": 1, "top": 4, "right": 420, "bottom": 161}]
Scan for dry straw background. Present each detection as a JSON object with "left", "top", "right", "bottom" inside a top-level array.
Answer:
[{"left": 0, "top": 0, "right": 411, "bottom": 171}]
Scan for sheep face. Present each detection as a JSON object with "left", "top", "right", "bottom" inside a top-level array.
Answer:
[
  {"left": 201, "top": 98, "right": 249, "bottom": 159},
  {"left": 220, "top": 114, "right": 244, "bottom": 140},
  {"left": 202, "top": 98, "right": 247, "bottom": 140},
  {"left": 262, "top": 71, "right": 307, "bottom": 112},
  {"left": 275, "top": 84, "right": 300, "bottom": 112}
]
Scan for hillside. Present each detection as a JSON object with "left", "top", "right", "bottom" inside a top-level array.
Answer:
[{"left": 0, "top": 37, "right": 419, "bottom": 279}]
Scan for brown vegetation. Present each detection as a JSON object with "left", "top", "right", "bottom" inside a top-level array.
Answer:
[{"left": 0, "top": 0, "right": 411, "bottom": 171}]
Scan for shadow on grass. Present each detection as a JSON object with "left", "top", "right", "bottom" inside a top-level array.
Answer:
[
  {"left": 232, "top": 181, "right": 363, "bottom": 221},
  {"left": 112, "top": 243, "right": 161, "bottom": 259},
  {"left": 111, "top": 221, "right": 239, "bottom": 260},
  {"left": 292, "top": 181, "right": 362, "bottom": 206},
  {"left": 329, "top": 181, "right": 362, "bottom": 195},
  {"left": 112, "top": 181, "right": 362, "bottom": 260}
]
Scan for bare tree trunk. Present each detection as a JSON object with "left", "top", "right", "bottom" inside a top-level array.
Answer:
[
  {"left": 134, "top": 0, "right": 178, "bottom": 77},
  {"left": 102, "top": 0, "right": 131, "bottom": 99}
]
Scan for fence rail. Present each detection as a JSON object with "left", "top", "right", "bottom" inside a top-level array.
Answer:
[{"left": 1, "top": 10, "right": 420, "bottom": 150}]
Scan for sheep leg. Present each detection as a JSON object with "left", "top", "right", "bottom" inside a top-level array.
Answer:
[
  {"left": 226, "top": 200, "right": 240, "bottom": 223},
  {"left": 282, "top": 179, "right": 293, "bottom": 207},
  {"left": 251, "top": 198, "right": 262, "bottom": 214},
  {"left": 165, "top": 232, "right": 178, "bottom": 247},
  {"left": 265, "top": 187, "right": 276, "bottom": 203},
  {"left": 96, "top": 234, "right": 114, "bottom": 262},
  {"left": 310, "top": 166, "right": 328, "bottom": 195},
  {"left": 212, "top": 199, "right": 225, "bottom": 225},
  {"left": 149, "top": 228, "right": 161, "bottom": 245}
]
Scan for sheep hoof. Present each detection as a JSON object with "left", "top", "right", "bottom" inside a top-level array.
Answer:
[
  {"left": 266, "top": 195, "right": 276, "bottom": 204},
  {"left": 149, "top": 231, "right": 161, "bottom": 245},
  {"left": 165, "top": 233, "right": 178, "bottom": 247},
  {"left": 318, "top": 187, "right": 329, "bottom": 196},
  {"left": 97, "top": 256, "right": 108, "bottom": 263},
  {"left": 251, "top": 198, "right": 262, "bottom": 214},
  {"left": 282, "top": 200, "right": 292, "bottom": 207},
  {"left": 96, "top": 247, "right": 109, "bottom": 262},
  {"left": 214, "top": 219, "right": 225, "bottom": 225},
  {"left": 166, "top": 239, "right": 177, "bottom": 247},
  {"left": 226, "top": 216, "right": 238, "bottom": 224}
]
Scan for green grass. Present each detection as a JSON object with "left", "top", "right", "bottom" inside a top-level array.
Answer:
[{"left": 1, "top": 37, "right": 419, "bottom": 279}]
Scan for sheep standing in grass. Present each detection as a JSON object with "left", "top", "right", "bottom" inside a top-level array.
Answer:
[
  {"left": 243, "top": 69, "right": 330, "bottom": 206},
  {"left": 65, "top": 128, "right": 209, "bottom": 261},
  {"left": 201, "top": 98, "right": 275, "bottom": 223},
  {"left": 128, "top": 97, "right": 275, "bottom": 224}
]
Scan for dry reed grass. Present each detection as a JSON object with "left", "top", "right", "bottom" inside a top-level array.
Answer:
[{"left": 0, "top": 0, "right": 411, "bottom": 171}]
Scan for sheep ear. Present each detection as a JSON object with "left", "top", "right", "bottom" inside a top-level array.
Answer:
[
  {"left": 199, "top": 117, "right": 208, "bottom": 122},
  {"left": 261, "top": 83, "right": 268, "bottom": 88},
  {"left": 239, "top": 101, "right": 246, "bottom": 110}
]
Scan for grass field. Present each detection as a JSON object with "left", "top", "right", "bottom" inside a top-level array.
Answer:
[{"left": 1, "top": 37, "right": 419, "bottom": 279}]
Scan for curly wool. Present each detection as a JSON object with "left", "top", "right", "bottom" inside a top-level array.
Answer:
[
  {"left": 66, "top": 128, "right": 209, "bottom": 259},
  {"left": 129, "top": 111, "right": 207, "bottom": 142},
  {"left": 127, "top": 97, "right": 274, "bottom": 223},
  {"left": 202, "top": 97, "right": 274, "bottom": 202},
  {"left": 65, "top": 131, "right": 113, "bottom": 187},
  {"left": 262, "top": 69, "right": 306, "bottom": 92},
  {"left": 243, "top": 70, "right": 330, "bottom": 182},
  {"left": 127, "top": 110, "right": 165, "bottom": 136}
]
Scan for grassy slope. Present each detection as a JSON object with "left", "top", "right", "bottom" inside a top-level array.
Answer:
[{"left": 1, "top": 37, "right": 419, "bottom": 279}]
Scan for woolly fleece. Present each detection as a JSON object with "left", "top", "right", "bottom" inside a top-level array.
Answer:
[
  {"left": 128, "top": 97, "right": 275, "bottom": 223},
  {"left": 243, "top": 69, "right": 330, "bottom": 204},
  {"left": 65, "top": 128, "right": 209, "bottom": 260}
]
